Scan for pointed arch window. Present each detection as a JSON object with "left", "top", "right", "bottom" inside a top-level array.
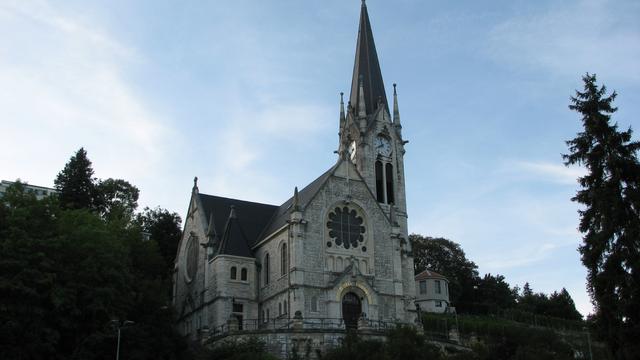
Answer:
[
  {"left": 281, "top": 243, "right": 287, "bottom": 276},
  {"left": 385, "top": 163, "right": 394, "bottom": 204},
  {"left": 375, "top": 161, "right": 384, "bottom": 202},
  {"left": 264, "top": 253, "right": 270, "bottom": 285}
]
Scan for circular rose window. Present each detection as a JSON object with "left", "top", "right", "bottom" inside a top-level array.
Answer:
[
  {"left": 185, "top": 235, "right": 198, "bottom": 282},
  {"left": 327, "top": 206, "right": 365, "bottom": 249}
]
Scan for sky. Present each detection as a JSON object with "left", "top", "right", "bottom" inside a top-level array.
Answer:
[{"left": 1, "top": 0, "right": 639, "bottom": 317}]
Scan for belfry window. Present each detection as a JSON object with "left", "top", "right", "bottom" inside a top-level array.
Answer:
[
  {"left": 385, "top": 163, "right": 394, "bottom": 204},
  {"left": 375, "top": 161, "right": 384, "bottom": 202},
  {"left": 230, "top": 266, "right": 237, "bottom": 280},
  {"left": 241, "top": 268, "right": 247, "bottom": 281}
]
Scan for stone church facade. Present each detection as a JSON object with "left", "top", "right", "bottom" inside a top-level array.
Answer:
[{"left": 173, "top": 1, "right": 417, "bottom": 341}]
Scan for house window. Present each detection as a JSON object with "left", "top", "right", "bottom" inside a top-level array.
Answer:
[
  {"left": 435, "top": 280, "right": 441, "bottom": 294},
  {"left": 283, "top": 300, "right": 287, "bottom": 314},
  {"left": 311, "top": 296, "right": 318, "bottom": 312},
  {"left": 435, "top": 300, "right": 442, "bottom": 308},
  {"left": 264, "top": 253, "right": 270, "bottom": 285},
  {"left": 230, "top": 266, "right": 237, "bottom": 280},
  {"left": 233, "top": 303, "right": 243, "bottom": 313},
  {"left": 419, "top": 280, "right": 427, "bottom": 294},
  {"left": 241, "top": 268, "right": 247, "bottom": 281},
  {"left": 279, "top": 303, "right": 282, "bottom": 316},
  {"left": 281, "top": 243, "right": 287, "bottom": 276}
]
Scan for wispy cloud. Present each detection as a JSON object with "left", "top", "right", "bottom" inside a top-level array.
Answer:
[
  {"left": 487, "top": 0, "right": 640, "bottom": 82},
  {"left": 512, "top": 160, "right": 586, "bottom": 185},
  {"left": 0, "top": 1, "right": 171, "bottom": 188}
]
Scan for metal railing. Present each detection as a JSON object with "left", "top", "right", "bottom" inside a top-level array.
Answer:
[{"left": 207, "top": 317, "right": 399, "bottom": 339}]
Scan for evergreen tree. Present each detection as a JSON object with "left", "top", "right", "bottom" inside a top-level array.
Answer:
[
  {"left": 564, "top": 73, "right": 640, "bottom": 359},
  {"left": 54, "top": 148, "right": 98, "bottom": 210}
]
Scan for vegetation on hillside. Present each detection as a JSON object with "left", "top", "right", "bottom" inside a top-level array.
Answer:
[{"left": 0, "top": 148, "right": 186, "bottom": 359}]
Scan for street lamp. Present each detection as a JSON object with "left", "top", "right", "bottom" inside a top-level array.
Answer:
[
  {"left": 583, "top": 326, "right": 593, "bottom": 360},
  {"left": 111, "top": 319, "right": 135, "bottom": 360}
]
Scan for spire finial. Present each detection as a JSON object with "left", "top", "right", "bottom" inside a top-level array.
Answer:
[
  {"left": 393, "top": 83, "right": 401, "bottom": 127},
  {"left": 358, "top": 75, "right": 367, "bottom": 117},
  {"left": 293, "top": 186, "right": 300, "bottom": 211},
  {"left": 340, "top": 92, "right": 345, "bottom": 114},
  {"left": 193, "top": 176, "right": 199, "bottom": 193},
  {"left": 361, "top": 0, "right": 366, "bottom": 7}
]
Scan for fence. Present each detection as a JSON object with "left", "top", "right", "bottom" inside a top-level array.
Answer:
[{"left": 207, "top": 317, "right": 398, "bottom": 339}]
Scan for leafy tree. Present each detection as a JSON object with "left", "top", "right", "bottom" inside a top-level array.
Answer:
[
  {"left": 0, "top": 181, "right": 187, "bottom": 360},
  {"left": 410, "top": 235, "right": 479, "bottom": 307},
  {"left": 136, "top": 207, "right": 182, "bottom": 275},
  {"left": 54, "top": 148, "right": 99, "bottom": 210},
  {"left": 563, "top": 73, "right": 640, "bottom": 358},
  {"left": 474, "top": 274, "right": 517, "bottom": 313},
  {"left": 95, "top": 178, "right": 140, "bottom": 221}
]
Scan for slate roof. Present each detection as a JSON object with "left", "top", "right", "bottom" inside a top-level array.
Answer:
[
  {"left": 198, "top": 194, "right": 278, "bottom": 253},
  {"left": 196, "top": 163, "right": 339, "bottom": 256},
  {"left": 217, "top": 207, "right": 252, "bottom": 257},
  {"left": 349, "top": 0, "right": 389, "bottom": 118},
  {"left": 258, "top": 163, "right": 339, "bottom": 239},
  {"left": 415, "top": 269, "right": 449, "bottom": 282}
]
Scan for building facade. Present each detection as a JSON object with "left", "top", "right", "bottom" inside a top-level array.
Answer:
[
  {"left": 415, "top": 270, "right": 451, "bottom": 314},
  {"left": 0, "top": 180, "right": 58, "bottom": 200},
  {"left": 173, "top": 1, "right": 417, "bottom": 340}
]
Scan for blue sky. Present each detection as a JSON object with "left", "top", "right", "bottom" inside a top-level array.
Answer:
[{"left": 1, "top": 0, "right": 639, "bottom": 316}]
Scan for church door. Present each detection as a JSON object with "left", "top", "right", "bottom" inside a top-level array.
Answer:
[{"left": 342, "top": 292, "right": 361, "bottom": 329}]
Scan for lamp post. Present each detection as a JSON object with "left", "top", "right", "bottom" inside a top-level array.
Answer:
[
  {"left": 111, "top": 319, "right": 134, "bottom": 360},
  {"left": 583, "top": 326, "right": 593, "bottom": 360}
]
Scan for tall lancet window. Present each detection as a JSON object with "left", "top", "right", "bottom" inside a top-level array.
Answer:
[
  {"left": 280, "top": 243, "right": 287, "bottom": 276},
  {"left": 375, "top": 161, "right": 384, "bottom": 203},
  {"left": 264, "top": 253, "right": 270, "bottom": 285},
  {"left": 385, "top": 163, "right": 394, "bottom": 204}
]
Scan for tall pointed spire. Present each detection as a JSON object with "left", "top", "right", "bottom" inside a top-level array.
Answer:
[
  {"left": 349, "top": 0, "right": 388, "bottom": 118},
  {"left": 393, "top": 83, "right": 401, "bottom": 127}
]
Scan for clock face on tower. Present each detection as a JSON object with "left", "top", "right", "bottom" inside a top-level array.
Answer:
[{"left": 375, "top": 136, "right": 392, "bottom": 157}]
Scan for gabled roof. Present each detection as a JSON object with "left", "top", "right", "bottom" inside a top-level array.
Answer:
[
  {"left": 349, "top": 0, "right": 389, "bottom": 118},
  {"left": 258, "top": 163, "right": 340, "bottom": 240},
  {"left": 198, "top": 194, "right": 278, "bottom": 248},
  {"left": 415, "top": 269, "right": 448, "bottom": 281}
]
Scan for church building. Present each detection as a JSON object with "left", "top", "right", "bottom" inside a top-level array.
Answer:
[{"left": 173, "top": 1, "right": 417, "bottom": 340}]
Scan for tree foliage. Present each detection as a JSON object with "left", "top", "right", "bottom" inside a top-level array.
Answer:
[
  {"left": 410, "top": 235, "right": 479, "bottom": 305},
  {"left": 54, "top": 148, "right": 98, "bottom": 210},
  {"left": 564, "top": 73, "right": 640, "bottom": 359},
  {"left": 136, "top": 207, "right": 182, "bottom": 275},
  {"left": 95, "top": 178, "right": 140, "bottom": 222},
  {"left": 1, "top": 178, "right": 185, "bottom": 358}
]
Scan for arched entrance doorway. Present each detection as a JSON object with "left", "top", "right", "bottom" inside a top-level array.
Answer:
[{"left": 342, "top": 292, "right": 361, "bottom": 329}]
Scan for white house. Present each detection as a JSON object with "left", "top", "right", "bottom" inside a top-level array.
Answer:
[{"left": 415, "top": 270, "right": 450, "bottom": 314}]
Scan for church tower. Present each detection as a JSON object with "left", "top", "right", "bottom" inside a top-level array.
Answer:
[{"left": 339, "top": 0, "right": 408, "bottom": 232}]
